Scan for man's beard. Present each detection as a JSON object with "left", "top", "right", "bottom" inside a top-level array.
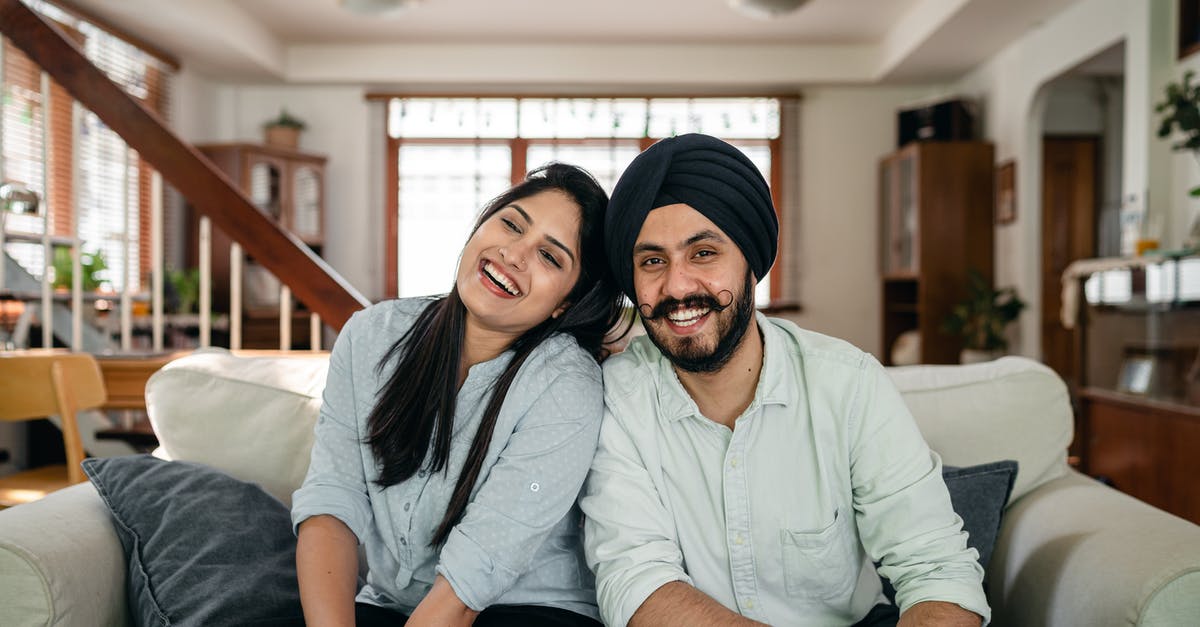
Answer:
[{"left": 640, "top": 270, "right": 756, "bottom": 374}]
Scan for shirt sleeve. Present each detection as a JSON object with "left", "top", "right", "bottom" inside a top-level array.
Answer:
[
  {"left": 581, "top": 399, "right": 692, "bottom": 627},
  {"left": 290, "top": 311, "right": 374, "bottom": 543},
  {"left": 435, "top": 368, "right": 604, "bottom": 611},
  {"left": 849, "top": 355, "right": 991, "bottom": 624}
]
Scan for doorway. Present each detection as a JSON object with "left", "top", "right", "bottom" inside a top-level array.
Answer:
[{"left": 1041, "top": 136, "right": 1098, "bottom": 387}]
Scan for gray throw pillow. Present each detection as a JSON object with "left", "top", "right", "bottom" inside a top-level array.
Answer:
[
  {"left": 941, "top": 459, "right": 1018, "bottom": 573},
  {"left": 82, "top": 455, "right": 305, "bottom": 627},
  {"left": 879, "top": 459, "right": 1018, "bottom": 603}
]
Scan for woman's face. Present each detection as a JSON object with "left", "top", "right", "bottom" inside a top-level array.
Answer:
[{"left": 456, "top": 189, "right": 583, "bottom": 338}]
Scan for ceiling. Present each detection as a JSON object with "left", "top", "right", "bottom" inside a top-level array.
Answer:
[{"left": 63, "top": 0, "right": 1085, "bottom": 86}]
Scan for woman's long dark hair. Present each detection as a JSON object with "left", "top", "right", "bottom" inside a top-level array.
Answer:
[{"left": 366, "top": 163, "right": 628, "bottom": 546}]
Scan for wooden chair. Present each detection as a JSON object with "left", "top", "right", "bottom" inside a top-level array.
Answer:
[{"left": 0, "top": 352, "right": 106, "bottom": 507}]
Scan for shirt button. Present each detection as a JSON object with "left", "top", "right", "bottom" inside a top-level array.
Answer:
[
  {"left": 730, "top": 458, "right": 739, "bottom": 468},
  {"left": 403, "top": 502, "right": 411, "bottom": 512},
  {"left": 744, "top": 598, "right": 755, "bottom": 609},
  {"left": 530, "top": 482, "right": 540, "bottom": 492},
  {"left": 418, "top": 470, "right": 427, "bottom": 478},
  {"left": 399, "top": 535, "right": 407, "bottom": 546},
  {"left": 734, "top": 534, "right": 744, "bottom": 545}
]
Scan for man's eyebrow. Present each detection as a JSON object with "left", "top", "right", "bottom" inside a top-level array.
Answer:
[
  {"left": 684, "top": 230, "right": 725, "bottom": 247},
  {"left": 633, "top": 242, "right": 667, "bottom": 255},
  {"left": 634, "top": 230, "right": 726, "bottom": 256}
]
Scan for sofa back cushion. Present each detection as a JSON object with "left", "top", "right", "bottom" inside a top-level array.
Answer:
[
  {"left": 886, "top": 356, "right": 1071, "bottom": 503},
  {"left": 145, "top": 349, "right": 329, "bottom": 504}
]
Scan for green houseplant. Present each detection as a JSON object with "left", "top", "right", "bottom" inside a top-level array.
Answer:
[
  {"left": 1156, "top": 70, "right": 1200, "bottom": 250},
  {"left": 165, "top": 267, "right": 200, "bottom": 314},
  {"left": 51, "top": 246, "right": 108, "bottom": 292},
  {"left": 942, "top": 269, "right": 1026, "bottom": 363}
]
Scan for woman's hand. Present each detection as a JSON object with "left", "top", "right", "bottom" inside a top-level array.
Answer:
[
  {"left": 296, "top": 515, "right": 360, "bottom": 627},
  {"left": 407, "top": 575, "right": 480, "bottom": 627}
]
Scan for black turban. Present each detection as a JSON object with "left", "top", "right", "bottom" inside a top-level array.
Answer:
[{"left": 604, "top": 133, "right": 778, "bottom": 300}]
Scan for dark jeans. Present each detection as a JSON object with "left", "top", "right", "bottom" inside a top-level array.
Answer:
[
  {"left": 354, "top": 602, "right": 602, "bottom": 627},
  {"left": 852, "top": 602, "right": 900, "bottom": 627}
]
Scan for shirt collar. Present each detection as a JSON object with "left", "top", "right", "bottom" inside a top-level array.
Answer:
[{"left": 653, "top": 312, "right": 796, "bottom": 425}]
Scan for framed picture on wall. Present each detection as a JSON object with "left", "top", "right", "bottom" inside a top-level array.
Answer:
[
  {"left": 1181, "top": 1, "right": 1200, "bottom": 59},
  {"left": 995, "top": 160, "right": 1016, "bottom": 224}
]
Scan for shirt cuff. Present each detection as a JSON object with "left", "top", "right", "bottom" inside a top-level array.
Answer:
[
  {"left": 599, "top": 564, "right": 692, "bottom": 627},
  {"left": 436, "top": 526, "right": 518, "bottom": 611},
  {"left": 897, "top": 581, "right": 992, "bottom": 626},
  {"left": 290, "top": 483, "right": 372, "bottom": 544}
]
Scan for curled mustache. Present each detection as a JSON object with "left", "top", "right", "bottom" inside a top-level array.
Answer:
[{"left": 638, "top": 290, "right": 735, "bottom": 321}]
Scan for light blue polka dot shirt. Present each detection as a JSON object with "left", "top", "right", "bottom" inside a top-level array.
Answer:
[{"left": 292, "top": 298, "right": 603, "bottom": 619}]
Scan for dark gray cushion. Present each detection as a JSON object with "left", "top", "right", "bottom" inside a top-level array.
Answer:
[
  {"left": 880, "top": 459, "right": 1018, "bottom": 603},
  {"left": 82, "top": 455, "right": 305, "bottom": 627},
  {"left": 941, "top": 459, "right": 1018, "bottom": 573}
]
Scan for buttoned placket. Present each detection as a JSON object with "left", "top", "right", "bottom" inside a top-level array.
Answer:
[{"left": 723, "top": 405, "right": 768, "bottom": 623}]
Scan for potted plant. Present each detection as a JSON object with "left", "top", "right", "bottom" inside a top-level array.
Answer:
[
  {"left": 262, "top": 108, "right": 306, "bottom": 150},
  {"left": 51, "top": 245, "right": 108, "bottom": 292},
  {"left": 1156, "top": 70, "right": 1200, "bottom": 251},
  {"left": 942, "top": 269, "right": 1026, "bottom": 364},
  {"left": 165, "top": 267, "right": 200, "bottom": 315}
]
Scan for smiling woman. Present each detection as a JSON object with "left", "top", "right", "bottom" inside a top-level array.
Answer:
[{"left": 293, "top": 163, "right": 630, "bottom": 626}]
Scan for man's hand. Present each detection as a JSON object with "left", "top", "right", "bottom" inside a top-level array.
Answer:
[
  {"left": 629, "top": 581, "right": 769, "bottom": 627},
  {"left": 897, "top": 601, "right": 982, "bottom": 627}
]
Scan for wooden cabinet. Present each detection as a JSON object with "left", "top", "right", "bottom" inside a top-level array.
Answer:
[
  {"left": 188, "top": 143, "right": 326, "bottom": 313},
  {"left": 879, "top": 141, "right": 995, "bottom": 365},
  {"left": 1080, "top": 388, "right": 1200, "bottom": 525},
  {"left": 187, "top": 144, "right": 326, "bottom": 348}
]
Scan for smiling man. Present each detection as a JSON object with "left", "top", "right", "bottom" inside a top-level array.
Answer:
[{"left": 581, "top": 134, "right": 988, "bottom": 627}]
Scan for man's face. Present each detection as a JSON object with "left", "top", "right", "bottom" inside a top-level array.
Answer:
[{"left": 632, "top": 203, "right": 756, "bottom": 373}]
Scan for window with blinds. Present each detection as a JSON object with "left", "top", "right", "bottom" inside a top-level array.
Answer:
[
  {"left": 0, "top": 1, "right": 174, "bottom": 293},
  {"left": 385, "top": 97, "right": 782, "bottom": 302}
]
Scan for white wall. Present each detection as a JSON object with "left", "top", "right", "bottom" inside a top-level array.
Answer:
[
  {"left": 195, "top": 84, "right": 383, "bottom": 301},
  {"left": 949, "top": 0, "right": 1149, "bottom": 358},
  {"left": 783, "top": 86, "right": 935, "bottom": 357}
]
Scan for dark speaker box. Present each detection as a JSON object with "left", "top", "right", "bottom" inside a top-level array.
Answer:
[{"left": 897, "top": 99, "right": 976, "bottom": 148}]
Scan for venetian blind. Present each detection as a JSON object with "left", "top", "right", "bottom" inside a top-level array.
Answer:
[{"left": 1, "top": 1, "right": 175, "bottom": 292}]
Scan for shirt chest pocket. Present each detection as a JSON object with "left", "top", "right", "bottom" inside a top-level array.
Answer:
[{"left": 780, "top": 508, "right": 859, "bottom": 601}]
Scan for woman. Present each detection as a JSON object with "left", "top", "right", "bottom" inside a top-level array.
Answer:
[{"left": 292, "top": 163, "right": 626, "bottom": 627}]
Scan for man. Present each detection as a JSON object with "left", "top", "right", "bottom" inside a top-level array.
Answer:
[{"left": 581, "top": 134, "right": 988, "bottom": 627}]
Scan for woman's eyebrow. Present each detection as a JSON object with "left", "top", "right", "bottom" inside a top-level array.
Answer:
[
  {"left": 545, "top": 234, "right": 576, "bottom": 265},
  {"left": 506, "top": 203, "right": 575, "bottom": 265}
]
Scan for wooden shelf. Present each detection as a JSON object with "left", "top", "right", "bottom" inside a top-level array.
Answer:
[{"left": 879, "top": 141, "right": 995, "bottom": 365}]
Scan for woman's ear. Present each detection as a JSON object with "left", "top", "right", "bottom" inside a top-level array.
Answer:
[{"left": 552, "top": 301, "right": 571, "bottom": 319}]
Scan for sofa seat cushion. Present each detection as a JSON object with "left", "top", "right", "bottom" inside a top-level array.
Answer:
[
  {"left": 886, "top": 356, "right": 1071, "bottom": 502},
  {"left": 82, "top": 455, "right": 304, "bottom": 627},
  {"left": 145, "top": 349, "right": 329, "bottom": 504}
]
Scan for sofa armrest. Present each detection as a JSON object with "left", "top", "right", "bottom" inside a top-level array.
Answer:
[
  {"left": 0, "top": 482, "right": 128, "bottom": 627},
  {"left": 990, "top": 470, "right": 1200, "bottom": 626}
]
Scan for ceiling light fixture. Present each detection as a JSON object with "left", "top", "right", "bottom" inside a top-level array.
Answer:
[
  {"left": 729, "top": 0, "right": 810, "bottom": 20},
  {"left": 340, "top": 0, "right": 422, "bottom": 17}
]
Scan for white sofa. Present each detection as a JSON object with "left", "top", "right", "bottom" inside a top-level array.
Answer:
[{"left": 1, "top": 352, "right": 1198, "bottom": 626}]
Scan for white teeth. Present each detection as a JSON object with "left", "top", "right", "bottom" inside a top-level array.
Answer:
[
  {"left": 483, "top": 262, "right": 521, "bottom": 296},
  {"left": 666, "top": 307, "right": 709, "bottom": 326}
]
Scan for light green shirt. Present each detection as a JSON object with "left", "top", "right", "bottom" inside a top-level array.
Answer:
[{"left": 581, "top": 314, "right": 988, "bottom": 626}]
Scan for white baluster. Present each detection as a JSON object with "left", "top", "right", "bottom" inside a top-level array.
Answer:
[{"left": 199, "top": 216, "right": 211, "bottom": 348}]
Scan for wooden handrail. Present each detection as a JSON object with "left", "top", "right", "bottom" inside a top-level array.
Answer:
[{"left": 0, "top": 0, "right": 370, "bottom": 330}]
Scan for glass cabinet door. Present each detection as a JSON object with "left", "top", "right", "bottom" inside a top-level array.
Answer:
[
  {"left": 895, "top": 152, "right": 918, "bottom": 274},
  {"left": 290, "top": 165, "right": 322, "bottom": 242},
  {"left": 248, "top": 158, "right": 283, "bottom": 221},
  {"left": 880, "top": 159, "right": 895, "bottom": 274}
]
